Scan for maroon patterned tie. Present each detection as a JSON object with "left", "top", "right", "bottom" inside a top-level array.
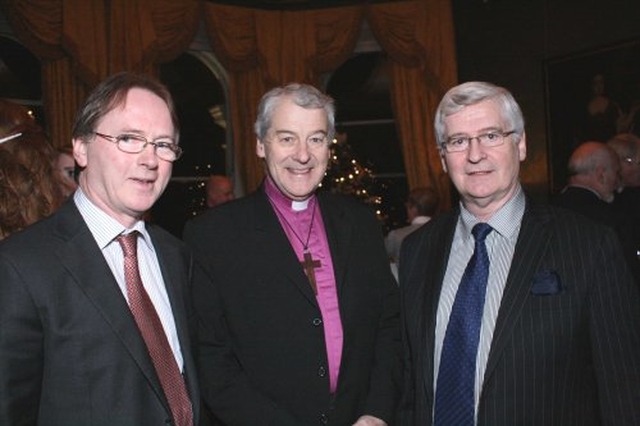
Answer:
[{"left": 117, "top": 232, "right": 193, "bottom": 426}]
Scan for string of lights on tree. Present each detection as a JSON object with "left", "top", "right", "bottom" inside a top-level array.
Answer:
[{"left": 319, "top": 131, "right": 388, "bottom": 226}]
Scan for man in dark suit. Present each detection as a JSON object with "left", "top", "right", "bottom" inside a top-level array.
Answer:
[
  {"left": 184, "top": 83, "right": 400, "bottom": 426},
  {"left": 0, "top": 72, "right": 199, "bottom": 425},
  {"left": 399, "top": 81, "right": 640, "bottom": 425},
  {"left": 553, "top": 141, "right": 620, "bottom": 227}
]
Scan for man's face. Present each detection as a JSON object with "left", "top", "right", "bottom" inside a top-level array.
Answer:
[
  {"left": 73, "top": 88, "right": 174, "bottom": 227},
  {"left": 207, "top": 177, "right": 234, "bottom": 208},
  {"left": 440, "top": 99, "right": 526, "bottom": 217},
  {"left": 256, "top": 96, "right": 330, "bottom": 201},
  {"left": 56, "top": 151, "right": 78, "bottom": 196},
  {"left": 620, "top": 154, "right": 640, "bottom": 187}
]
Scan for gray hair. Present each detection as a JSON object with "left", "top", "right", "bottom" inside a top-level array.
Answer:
[
  {"left": 568, "top": 142, "right": 618, "bottom": 176},
  {"left": 434, "top": 81, "right": 525, "bottom": 147},
  {"left": 254, "top": 83, "right": 335, "bottom": 141}
]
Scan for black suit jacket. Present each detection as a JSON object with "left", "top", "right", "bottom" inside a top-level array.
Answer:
[
  {"left": 399, "top": 199, "right": 640, "bottom": 425},
  {"left": 183, "top": 187, "right": 401, "bottom": 426},
  {"left": 0, "top": 200, "right": 200, "bottom": 426}
]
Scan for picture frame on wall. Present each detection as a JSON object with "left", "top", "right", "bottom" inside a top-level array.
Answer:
[{"left": 544, "top": 39, "right": 640, "bottom": 194}]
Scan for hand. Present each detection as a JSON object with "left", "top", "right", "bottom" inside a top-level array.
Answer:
[{"left": 352, "top": 415, "right": 387, "bottom": 426}]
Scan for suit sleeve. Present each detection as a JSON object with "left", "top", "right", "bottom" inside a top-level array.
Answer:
[
  {"left": 359, "top": 210, "right": 403, "bottom": 424},
  {"left": 589, "top": 227, "right": 640, "bottom": 425},
  {"left": 0, "top": 252, "right": 43, "bottom": 426},
  {"left": 184, "top": 222, "right": 305, "bottom": 426}
]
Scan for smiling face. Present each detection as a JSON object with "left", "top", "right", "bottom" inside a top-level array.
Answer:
[
  {"left": 256, "top": 96, "right": 330, "bottom": 201},
  {"left": 440, "top": 99, "right": 526, "bottom": 220},
  {"left": 73, "top": 88, "right": 174, "bottom": 227}
]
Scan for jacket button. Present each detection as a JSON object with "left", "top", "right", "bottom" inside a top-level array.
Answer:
[
  {"left": 318, "top": 365, "right": 326, "bottom": 377},
  {"left": 319, "top": 413, "right": 328, "bottom": 424},
  {"left": 312, "top": 317, "right": 322, "bottom": 326}
]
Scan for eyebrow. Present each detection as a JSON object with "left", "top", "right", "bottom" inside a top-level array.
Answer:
[
  {"left": 273, "top": 129, "right": 327, "bottom": 137},
  {"left": 117, "top": 128, "right": 176, "bottom": 140},
  {"left": 447, "top": 126, "right": 504, "bottom": 137}
]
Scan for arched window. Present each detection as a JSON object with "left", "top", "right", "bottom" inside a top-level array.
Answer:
[
  {"left": 152, "top": 50, "right": 231, "bottom": 237},
  {"left": 324, "top": 50, "right": 409, "bottom": 232}
]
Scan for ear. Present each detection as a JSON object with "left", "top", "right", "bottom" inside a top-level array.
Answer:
[
  {"left": 256, "top": 138, "right": 265, "bottom": 159},
  {"left": 517, "top": 132, "right": 527, "bottom": 162},
  {"left": 439, "top": 150, "right": 449, "bottom": 174},
  {"left": 72, "top": 137, "right": 88, "bottom": 167}
]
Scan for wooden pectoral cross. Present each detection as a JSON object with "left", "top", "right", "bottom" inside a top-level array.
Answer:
[{"left": 301, "top": 251, "right": 321, "bottom": 295}]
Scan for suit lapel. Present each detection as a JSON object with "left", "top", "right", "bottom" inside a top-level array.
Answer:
[
  {"left": 54, "top": 202, "right": 171, "bottom": 415},
  {"left": 418, "top": 212, "right": 458, "bottom": 404},
  {"left": 253, "top": 190, "right": 319, "bottom": 305},
  {"left": 483, "top": 203, "right": 553, "bottom": 380}
]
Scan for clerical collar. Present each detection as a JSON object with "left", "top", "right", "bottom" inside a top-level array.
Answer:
[{"left": 264, "top": 176, "right": 315, "bottom": 211}]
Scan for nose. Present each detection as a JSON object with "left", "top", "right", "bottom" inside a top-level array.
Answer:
[
  {"left": 292, "top": 139, "right": 311, "bottom": 163},
  {"left": 466, "top": 137, "right": 486, "bottom": 163},
  {"left": 138, "top": 143, "right": 160, "bottom": 168}
]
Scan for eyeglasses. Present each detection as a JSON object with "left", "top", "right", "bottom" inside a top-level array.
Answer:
[
  {"left": 441, "top": 130, "right": 517, "bottom": 153},
  {"left": 623, "top": 157, "right": 640, "bottom": 166},
  {"left": 93, "top": 132, "right": 182, "bottom": 162}
]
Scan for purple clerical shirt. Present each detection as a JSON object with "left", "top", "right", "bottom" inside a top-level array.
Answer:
[{"left": 265, "top": 178, "right": 344, "bottom": 393}]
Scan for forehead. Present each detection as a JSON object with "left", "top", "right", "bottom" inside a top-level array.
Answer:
[
  {"left": 444, "top": 99, "right": 505, "bottom": 134},
  {"left": 101, "top": 88, "right": 173, "bottom": 128},
  {"left": 270, "top": 97, "right": 328, "bottom": 133}
]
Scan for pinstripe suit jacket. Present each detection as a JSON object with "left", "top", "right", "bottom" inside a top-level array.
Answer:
[{"left": 398, "top": 199, "right": 640, "bottom": 425}]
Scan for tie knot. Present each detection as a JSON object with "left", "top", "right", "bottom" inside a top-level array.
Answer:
[
  {"left": 116, "top": 232, "right": 139, "bottom": 257},
  {"left": 472, "top": 222, "right": 493, "bottom": 242}
]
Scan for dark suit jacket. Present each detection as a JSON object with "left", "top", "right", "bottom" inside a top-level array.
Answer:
[
  {"left": 0, "top": 200, "right": 200, "bottom": 426},
  {"left": 183, "top": 187, "right": 401, "bottom": 426},
  {"left": 553, "top": 185, "right": 616, "bottom": 227},
  {"left": 399, "top": 199, "right": 640, "bottom": 425}
]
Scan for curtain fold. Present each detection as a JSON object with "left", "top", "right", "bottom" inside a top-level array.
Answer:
[{"left": 367, "top": 0, "right": 457, "bottom": 210}]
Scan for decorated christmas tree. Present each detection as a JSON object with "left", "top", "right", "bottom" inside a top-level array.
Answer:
[{"left": 320, "top": 131, "right": 388, "bottom": 227}]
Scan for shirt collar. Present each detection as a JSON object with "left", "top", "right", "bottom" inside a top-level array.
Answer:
[
  {"left": 264, "top": 176, "right": 316, "bottom": 212},
  {"left": 459, "top": 184, "right": 525, "bottom": 240},
  {"left": 73, "top": 188, "right": 153, "bottom": 251}
]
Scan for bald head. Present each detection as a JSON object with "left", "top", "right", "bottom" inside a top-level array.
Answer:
[
  {"left": 206, "top": 175, "right": 234, "bottom": 208},
  {"left": 567, "top": 141, "right": 621, "bottom": 202}
]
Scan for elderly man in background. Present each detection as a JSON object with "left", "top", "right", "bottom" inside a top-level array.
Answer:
[{"left": 205, "top": 174, "right": 235, "bottom": 208}]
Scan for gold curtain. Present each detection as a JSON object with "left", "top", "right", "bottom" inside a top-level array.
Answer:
[
  {"left": 367, "top": 0, "right": 457, "bottom": 209},
  {"left": 2, "top": 0, "right": 200, "bottom": 149}
]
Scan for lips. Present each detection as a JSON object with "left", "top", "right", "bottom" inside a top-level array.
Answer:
[
  {"left": 467, "top": 169, "right": 492, "bottom": 175},
  {"left": 131, "top": 177, "right": 157, "bottom": 185},
  {"left": 287, "top": 167, "right": 313, "bottom": 175}
]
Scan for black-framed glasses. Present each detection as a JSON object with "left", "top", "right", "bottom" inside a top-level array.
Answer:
[
  {"left": 93, "top": 132, "right": 182, "bottom": 162},
  {"left": 623, "top": 157, "right": 640, "bottom": 166},
  {"left": 441, "top": 130, "right": 517, "bottom": 153}
]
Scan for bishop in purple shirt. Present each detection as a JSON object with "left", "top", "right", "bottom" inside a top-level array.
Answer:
[{"left": 184, "top": 83, "right": 401, "bottom": 426}]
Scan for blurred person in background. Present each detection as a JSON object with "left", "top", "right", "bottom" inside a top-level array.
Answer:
[{"left": 0, "top": 100, "right": 66, "bottom": 239}]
